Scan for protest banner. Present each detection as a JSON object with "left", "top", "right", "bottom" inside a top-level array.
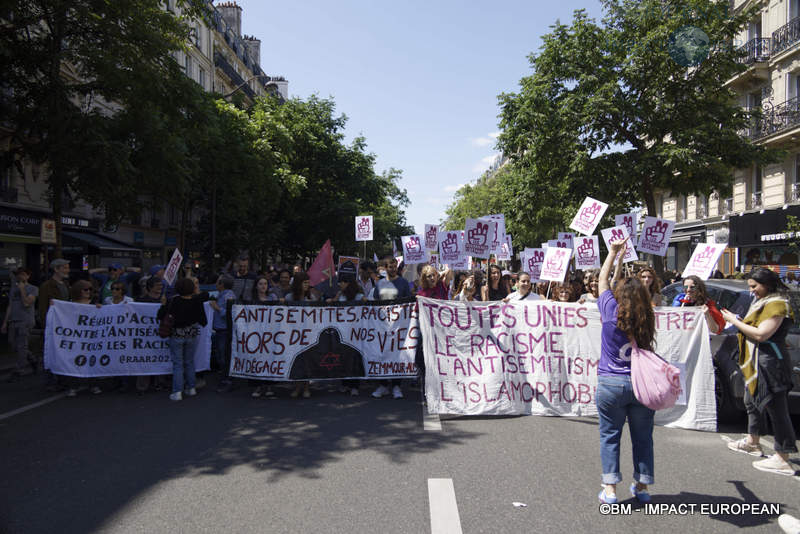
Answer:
[
  {"left": 44, "top": 301, "right": 213, "bottom": 377},
  {"left": 228, "top": 300, "right": 419, "bottom": 380},
  {"left": 521, "top": 249, "right": 545, "bottom": 282},
  {"left": 424, "top": 224, "right": 439, "bottom": 252},
  {"left": 418, "top": 297, "right": 716, "bottom": 431},
  {"left": 600, "top": 225, "right": 639, "bottom": 263},
  {"left": 615, "top": 212, "right": 639, "bottom": 247},
  {"left": 637, "top": 216, "right": 675, "bottom": 256},
  {"left": 355, "top": 216, "right": 373, "bottom": 241},
  {"left": 540, "top": 247, "right": 572, "bottom": 282},
  {"left": 574, "top": 236, "right": 601, "bottom": 269},
  {"left": 438, "top": 230, "right": 465, "bottom": 265},
  {"left": 497, "top": 235, "right": 512, "bottom": 261},
  {"left": 683, "top": 243, "right": 727, "bottom": 280},
  {"left": 401, "top": 234, "right": 429, "bottom": 264},
  {"left": 164, "top": 248, "right": 183, "bottom": 286},
  {"left": 569, "top": 197, "right": 609, "bottom": 236},
  {"left": 464, "top": 218, "right": 495, "bottom": 258}
]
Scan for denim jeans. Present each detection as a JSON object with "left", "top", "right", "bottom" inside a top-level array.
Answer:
[
  {"left": 596, "top": 374, "right": 655, "bottom": 485},
  {"left": 213, "top": 329, "right": 229, "bottom": 377},
  {"left": 168, "top": 335, "right": 198, "bottom": 393}
]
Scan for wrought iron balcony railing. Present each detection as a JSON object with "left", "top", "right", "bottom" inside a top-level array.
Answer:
[
  {"left": 773, "top": 16, "right": 800, "bottom": 54},
  {"left": 737, "top": 37, "right": 771, "bottom": 64},
  {"left": 214, "top": 51, "right": 256, "bottom": 100},
  {"left": 792, "top": 182, "right": 800, "bottom": 202},
  {"left": 746, "top": 95, "right": 800, "bottom": 140}
]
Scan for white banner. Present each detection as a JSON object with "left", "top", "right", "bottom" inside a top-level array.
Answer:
[
  {"left": 575, "top": 235, "right": 601, "bottom": 269},
  {"left": 615, "top": 212, "right": 639, "bottom": 247},
  {"left": 418, "top": 297, "right": 716, "bottom": 431},
  {"left": 44, "top": 301, "right": 213, "bottom": 377},
  {"left": 464, "top": 218, "right": 495, "bottom": 259},
  {"left": 540, "top": 247, "right": 572, "bottom": 282},
  {"left": 683, "top": 243, "right": 727, "bottom": 280},
  {"left": 601, "top": 225, "right": 638, "bottom": 263},
  {"left": 569, "top": 197, "right": 608, "bottom": 236},
  {"left": 424, "top": 224, "right": 439, "bottom": 252},
  {"left": 637, "top": 216, "right": 675, "bottom": 256},
  {"left": 229, "top": 302, "right": 419, "bottom": 380},
  {"left": 355, "top": 216, "right": 374, "bottom": 241},
  {"left": 401, "top": 234, "right": 429, "bottom": 263}
]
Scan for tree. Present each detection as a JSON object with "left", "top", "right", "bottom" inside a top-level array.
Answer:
[
  {"left": 495, "top": 0, "right": 781, "bottom": 272},
  {"left": 0, "top": 0, "right": 204, "bottom": 256}
]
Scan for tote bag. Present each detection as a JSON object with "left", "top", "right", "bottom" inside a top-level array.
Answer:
[{"left": 630, "top": 340, "right": 682, "bottom": 410}]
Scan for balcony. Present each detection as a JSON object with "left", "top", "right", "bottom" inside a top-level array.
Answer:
[
  {"left": 724, "top": 198, "right": 734, "bottom": 214},
  {"left": 772, "top": 16, "right": 800, "bottom": 55},
  {"left": 214, "top": 51, "right": 256, "bottom": 100},
  {"left": 745, "top": 96, "right": 800, "bottom": 141},
  {"left": 792, "top": 183, "right": 800, "bottom": 202},
  {"left": 737, "top": 37, "right": 771, "bottom": 64},
  {"left": 751, "top": 191, "right": 763, "bottom": 209}
]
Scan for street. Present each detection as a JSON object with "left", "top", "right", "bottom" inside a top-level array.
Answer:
[{"left": 0, "top": 374, "right": 798, "bottom": 534}]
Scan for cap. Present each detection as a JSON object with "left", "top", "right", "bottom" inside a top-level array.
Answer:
[
  {"left": 50, "top": 259, "right": 69, "bottom": 268},
  {"left": 108, "top": 262, "right": 124, "bottom": 271},
  {"left": 148, "top": 264, "right": 165, "bottom": 276}
]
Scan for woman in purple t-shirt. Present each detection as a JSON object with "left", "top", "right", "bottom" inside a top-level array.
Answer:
[{"left": 597, "top": 237, "right": 657, "bottom": 505}]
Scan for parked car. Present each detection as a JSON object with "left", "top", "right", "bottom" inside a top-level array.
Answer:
[{"left": 662, "top": 279, "right": 800, "bottom": 421}]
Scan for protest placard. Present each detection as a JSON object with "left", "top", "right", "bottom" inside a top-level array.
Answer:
[
  {"left": 557, "top": 232, "right": 575, "bottom": 256},
  {"left": 229, "top": 301, "right": 418, "bottom": 380},
  {"left": 569, "top": 197, "right": 609, "bottom": 235},
  {"left": 683, "top": 243, "right": 727, "bottom": 279},
  {"left": 424, "top": 224, "right": 439, "bottom": 252},
  {"left": 438, "top": 230, "right": 464, "bottom": 265},
  {"left": 401, "top": 234, "right": 429, "bottom": 264},
  {"left": 355, "top": 216, "right": 373, "bottom": 241},
  {"left": 574, "top": 236, "right": 601, "bottom": 269},
  {"left": 164, "top": 248, "right": 183, "bottom": 286},
  {"left": 464, "top": 218, "right": 495, "bottom": 258},
  {"left": 44, "top": 301, "right": 213, "bottom": 377},
  {"left": 497, "top": 234, "right": 512, "bottom": 261},
  {"left": 521, "top": 248, "right": 545, "bottom": 282},
  {"left": 482, "top": 214, "right": 506, "bottom": 256},
  {"left": 600, "top": 225, "right": 639, "bottom": 263},
  {"left": 540, "top": 247, "right": 572, "bottom": 282},
  {"left": 637, "top": 216, "right": 675, "bottom": 256},
  {"left": 615, "top": 212, "right": 639, "bottom": 247},
  {"left": 417, "top": 297, "right": 715, "bottom": 431},
  {"left": 338, "top": 256, "right": 360, "bottom": 276}
]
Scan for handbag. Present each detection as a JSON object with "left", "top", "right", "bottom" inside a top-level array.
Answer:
[
  {"left": 158, "top": 298, "right": 175, "bottom": 339},
  {"left": 630, "top": 339, "right": 682, "bottom": 410}
]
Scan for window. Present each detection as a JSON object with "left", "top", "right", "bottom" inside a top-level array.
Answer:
[
  {"left": 754, "top": 166, "right": 763, "bottom": 193},
  {"left": 791, "top": 0, "right": 800, "bottom": 22},
  {"left": 184, "top": 54, "right": 191, "bottom": 78},
  {"left": 748, "top": 90, "right": 762, "bottom": 110},
  {"left": 199, "top": 67, "right": 206, "bottom": 90},
  {"left": 752, "top": 166, "right": 763, "bottom": 208},
  {"left": 749, "top": 18, "right": 762, "bottom": 40},
  {"left": 169, "top": 205, "right": 179, "bottom": 226}
]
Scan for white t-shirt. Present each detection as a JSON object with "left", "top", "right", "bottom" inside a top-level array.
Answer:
[
  {"left": 505, "top": 290, "right": 541, "bottom": 301},
  {"left": 103, "top": 296, "right": 134, "bottom": 305}
]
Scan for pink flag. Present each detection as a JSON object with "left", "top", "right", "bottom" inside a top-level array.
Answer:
[{"left": 308, "top": 239, "right": 334, "bottom": 286}]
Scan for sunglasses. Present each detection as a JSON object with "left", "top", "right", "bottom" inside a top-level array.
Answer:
[
  {"left": 112, "top": 287, "right": 124, "bottom": 291},
  {"left": 683, "top": 285, "right": 696, "bottom": 291}
]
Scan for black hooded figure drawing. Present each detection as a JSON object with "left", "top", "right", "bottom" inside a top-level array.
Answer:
[{"left": 289, "top": 327, "right": 366, "bottom": 379}]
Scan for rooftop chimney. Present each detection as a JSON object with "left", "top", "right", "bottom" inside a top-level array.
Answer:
[
  {"left": 216, "top": 1, "right": 242, "bottom": 37},
  {"left": 243, "top": 35, "right": 261, "bottom": 66}
]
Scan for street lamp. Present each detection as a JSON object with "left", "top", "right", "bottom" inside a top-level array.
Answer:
[{"left": 222, "top": 75, "right": 280, "bottom": 99}]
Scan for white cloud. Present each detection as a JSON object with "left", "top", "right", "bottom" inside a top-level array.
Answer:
[
  {"left": 489, "top": 131, "right": 500, "bottom": 139},
  {"left": 443, "top": 183, "right": 465, "bottom": 192},
  {"left": 470, "top": 131, "right": 501, "bottom": 148},
  {"left": 472, "top": 153, "right": 501, "bottom": 173},
  {"left": 424, "top": 196, "right": 449, "bottom": 206}
]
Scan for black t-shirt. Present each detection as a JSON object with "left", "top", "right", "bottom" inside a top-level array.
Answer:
[{"left": 158, "top": 297, "right": 207, "bottom": 328}]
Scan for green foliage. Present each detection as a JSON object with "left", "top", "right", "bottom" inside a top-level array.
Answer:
[{"left": 786, "top": 215, "right": 800, "bottom": 255}]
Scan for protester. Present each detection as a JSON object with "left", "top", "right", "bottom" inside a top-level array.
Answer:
[
  {"left": 503, "top": 272, "right": 541, "bottom": 301},
  {"left": 455, "top": 275, "right": 478, "bottom": 302},
  {"left": 90, "top": 263, "right": 140, "bottom": 302},
  {"left": 579, "top": 269, "right": 600, "bottom": 304},
  {"left": 671, "top": 275, "right": 725, "bottom": 334},
  {"left": 269, "top": 269, "right": 292, "bottom": 300},
  {"left": 103, "top": 281, "right": 134, "bottom": 305},
  {"left": 482, "top": 264, "right": 508, "bottom": 301},
  {"left": 370, "top": 256, "right": 411, "bottom": 399},
  {"left": 472, "top": 270, "right": 485, "bottom": 301},
  {"left": 284, "top": 271, "right": 318, "bottom": 398},
  {"left": 1, "top": 267, "right": 39, "bottom": 378},
  {"left": 66, "top": 280, "right": 103, "bottom": 397},
  {"left": 158, "top": 277, "right": 207, "bottom": 401},
  {"left": 416, "top": 265, "right": 452, "bottom": 300},
  {"left": 247, "top": 276, "right": 277, "bottom": 399},
  {"left": 721, "top": 268, "right": 798, "bottom": 475},
  {"left": 211, "top": 275, "right": 237, "bottom": 393},
  {"left": 38, "top": 259, "right": 71, "bottom": 327},
  {"left": 133, "top": 277, "right": 168, "bottom": 395},
  {"left": 596, "top": 237, "right": 656, "bottom": 505},
  {"left": 552, "top": 283, "right": 572, "bottom": 303},
  {"left": 568, "top": 274, "right": 585, "bottom": 303},
  {"left": 450, "top": 271, "right": 469, "bottom": 300},
  {"left": 358, "top": 261, "right": 377, "bottom": 297},
  {"left": 637, "top": 266, "right": 662, "bottom": 306}
]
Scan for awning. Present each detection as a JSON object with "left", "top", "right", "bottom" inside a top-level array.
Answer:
[
  {"left": 61, "top": 231, "right": 140, "bottom": 254},
  {"left": 669, "top": 226, "right": 706, "bottom": 244},
  {"left": 729, "top": 205, "right": 800, "bottom": 247},
  {"left": 0, "top": 233, "right": 41, "bottom": 244}
]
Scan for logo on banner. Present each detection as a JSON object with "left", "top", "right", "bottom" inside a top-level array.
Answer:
[
  {"left": 569, "top": 197, "right": 609, "bottom": 235},
  {"left": 601, "top": 226, "right": 638, "bottom": 263},
  {"left": 424, "top": 224, "right": 439, "bottom": 251},
  {"left": 464, "top": 219, "right": 493, "bottom": 258},
  {"left": 692, "top": 245, "right": 716, "bottom": 269},
  {"left": 441, "top": 233, "right": 459, "bottom": 254},
  {"left": 405, "top": 236, "right": 421, "bottom": 254},
  {"left": 637, "top": 217, "right": 675, "bottom": 256},
  {"left": 355, "top": 216, "right": 373, "bottom": 241},
  {"left": 289, "top": 328, "right": 365, "bottom": 379},
  {"left": 468, "top": 222, "right": 488, "bottom": 246}
]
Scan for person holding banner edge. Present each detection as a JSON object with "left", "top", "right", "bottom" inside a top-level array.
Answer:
[{"left": 596, "top": 237, "right": 656, "bottom": 505}]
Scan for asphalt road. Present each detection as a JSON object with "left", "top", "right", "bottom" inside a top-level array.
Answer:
[{"left": 0, "top": 374, "right": 798, "bottom": 534}]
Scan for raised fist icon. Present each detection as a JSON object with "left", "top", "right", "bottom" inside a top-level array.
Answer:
[
  {"left": 577, "top": 239, "right": 595, "bottom": 259},
  {"left": 692, "top": 246, "right": 715, "bottom": 268},
  {"left": 405, "top": 236, "right": 421, "bottom": 253},
  {"left": 467, "top": 222, "right": 488, "bottom": 246},
  {"left": 546, "top": 249, "right": 567, "bottom": 271},
  {"left": 644, "top": 220, "right": 668, "bottom": 244},
  {"left": 533, "top": 250, "right": 544, "bottom": 263},
  {"left": 441, "top": 232, "right": 459, "bottom": 254},
  {"left": 579, "top": 202, "right": 602, "bottom": 225},
  {"left": 622, "top": 215, "right": 634, "bottom": 235},
  {"left": 426, "top": 227, "right": 438, "bottom": 246},
  {"left": 610, "top": 228, "right": 626, "bottom": 242},
  {"left": 556, "top": 240, "right": 568, "bottom": 249},
  {"left": 357, "top": 217, "right": 371, "bottom": 233},
  {"left": 527, "top": 257, "right": 536, "bottom": 272}
]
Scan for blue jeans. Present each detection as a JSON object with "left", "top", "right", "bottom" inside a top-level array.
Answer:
[
  {"left": 168, "top": 336, "right": 198, "bottom": 394},
  {"left": 596, "top": 374, "right": 655, "bottom": 485}
]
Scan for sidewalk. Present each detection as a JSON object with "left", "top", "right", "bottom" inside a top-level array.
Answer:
[{"left": 0, "top": 329, "right": 44, "bottom": 376}]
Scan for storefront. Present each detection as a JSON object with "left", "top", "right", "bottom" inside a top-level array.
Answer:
[{"left": 728, "top": 205, "right": 800, "bottom": 271}]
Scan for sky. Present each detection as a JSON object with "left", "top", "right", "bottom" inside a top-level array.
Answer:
[{"left": 235, "top": 0, "right": 605, "bottom": 235}]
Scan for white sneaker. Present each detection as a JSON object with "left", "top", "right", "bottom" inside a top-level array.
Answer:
[
  {"left": 372, "top": 385, "right": 389, "bottom": 398},
  {"left": 251, "top": 386, "right": 264, "bottom": 398},
  {"left": 392, "top": 385, "right": 403, "bottom": 399},
  {"left": 169, "top": 391, "right": 182, "bottom": 401},
  {"left": 350, "top": 388, "right": 359, "bottom": 397},
  {"left": 90, "top": 386, "right": 102, "bottom": 395},
  {"left": 753, "top": 454, "right": 796, "bottom": 476},
  {"left": 66, "top": 388, "right": 78, "bottom": 398},
  {"left": 779, "top": 514, "right": 800, "bottom": 534},
  {"left": 185, "top": 388, "right": 197, "bottom": 397}
]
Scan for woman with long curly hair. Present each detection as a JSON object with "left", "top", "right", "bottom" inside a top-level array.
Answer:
[
  {"left": 637, "top": 266, "right": 663, "bottom": 306},
  {"left": 671, "top": 275, "right": 725, "bottom": 334},
  {"left": 597, "top": 237, "right": 657, "bottom": 506}
]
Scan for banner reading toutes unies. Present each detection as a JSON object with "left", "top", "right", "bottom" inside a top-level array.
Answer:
[
  {"left": 44, "top": 301, "right": 213, "bottom": 377},
  {"left": 417, "top": 297, "right": 717, "bottom": 431},
  {"left": 229, "top": 300, "right": 419, "bottom": 380}
]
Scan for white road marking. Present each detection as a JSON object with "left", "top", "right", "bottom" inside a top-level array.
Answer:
[
  {"left": 428, "top": 478, "right": 463, "bottom": 534},
  {"left": 0, "top": 393, "right": 67, "bottom": 421}
]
